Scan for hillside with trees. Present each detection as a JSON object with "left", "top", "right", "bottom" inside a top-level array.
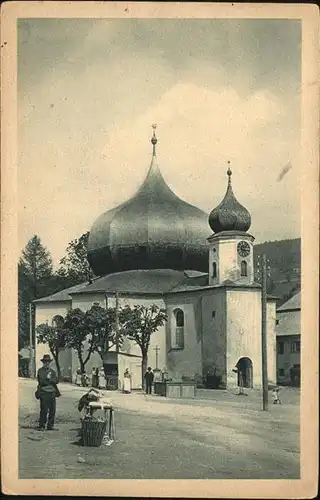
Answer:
[{"left": 253, "top": 238, "right": 300, "bottom": 306}]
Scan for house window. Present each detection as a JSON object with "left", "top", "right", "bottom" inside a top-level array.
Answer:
[
  {"left": 277, "top": 341, "right": 284, "bottom": 355},
  {"left": 212, "top": 262, "right": 217, "bottom": 278},
  {"left": 212, "top": 311, "right": 216, "bottom": 319},
  {"left": 172, "top": 308, "right": 184, "bottom": 349},
  {"left": 240, "top": 260, "right": 248, "bottom": 277},
  {"left": 291, "top": 341, "right": 300, "bottom": 353},
  {"left": 278, "top": 368, "right": 285, "bottom": 377},
  {"left": 276, "top": 319, "right": 280, "bottom": 325}
]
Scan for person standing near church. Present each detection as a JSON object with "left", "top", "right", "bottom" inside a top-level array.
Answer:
[
  {"left": 144, "top": 366, "right": 154, "bottom": 395},
  {"left": 36, "top": 354, "right": 60, "bottom": 431},
  {"left": 98, "top": 367, "right": 106, "bottom": 389}
]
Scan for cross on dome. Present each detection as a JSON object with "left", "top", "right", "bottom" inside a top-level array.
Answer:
[{"left": 151, "top": 124, "right": 158, "bottom": 154}]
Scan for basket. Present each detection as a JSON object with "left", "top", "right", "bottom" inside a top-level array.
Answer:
[{"left": 81, "top": 418, "right": 107, "bottom": 447}]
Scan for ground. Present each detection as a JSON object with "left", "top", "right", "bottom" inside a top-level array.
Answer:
[{"left": 19, "top": 378, "right": 300, "bottom": 479}]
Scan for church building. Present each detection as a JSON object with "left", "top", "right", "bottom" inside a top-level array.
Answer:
[{"left": 34, "top": 127, "right": 277, "bottom": 390}]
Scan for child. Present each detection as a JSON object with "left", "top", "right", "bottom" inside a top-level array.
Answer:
[{"left": 272, "top": 387, "right": 281, "bottom": 405}]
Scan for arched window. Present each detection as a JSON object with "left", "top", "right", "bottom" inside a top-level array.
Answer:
[
  {"left": 172, "top": 308, "right": 184, "bottom": 348},
  {"left": 240, "top": 260, "right": 248, "bottom": 277},
  {"left": 212, "top": 262, "right": 217, "bottom": 278}
]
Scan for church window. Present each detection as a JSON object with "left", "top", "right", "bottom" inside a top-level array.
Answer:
[
  {"left": 172, "top": 308, "right": 184, "bottom": 349},
  {"left": 240, "top": 260, "right": 248, "bottom": 276},
  {"left": 212, "top": 262, "right": 217, "bottom": 278}
]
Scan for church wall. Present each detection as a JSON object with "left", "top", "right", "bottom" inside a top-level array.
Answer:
[
  {"left": 35, "top": 301, "right": 72, "bottom": 375},
  {"left": 201, "top": 289, "right": 227, "bottom": 386},
  {"left": 71, "top": 293, "right": 166, "bottom": 390},
  {"left": 225, "top": 289, "right": 262, "bottom": 389},
  {"left": 165, "top": 294, "right": 202, "bottom": 380},
  {"left": 71, "top": 293, "right": 106, "bottom": 311},
  {"left": 267, "top": 300, "right": 277, "bottom": 385},
  {"left": 108, "top": 295, "right": 167, "bottom": 375}
]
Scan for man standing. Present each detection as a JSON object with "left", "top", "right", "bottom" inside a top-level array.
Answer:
[
  {"left": 37, "top": 354, "right": 60, "bottom": 431},
  {"left": 144, "top": 366, "right": 154, "bottom": 395}
]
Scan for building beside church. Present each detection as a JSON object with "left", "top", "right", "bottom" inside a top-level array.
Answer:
[
  {"left": 34, "top": 127, "right": 277, "bottom": 390},
  {"left": 276, "top": 291, "right": 301, "bottom": 386}
]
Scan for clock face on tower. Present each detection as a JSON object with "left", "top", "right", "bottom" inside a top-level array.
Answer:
[{"left": 237, "top": 241, "right": 250, "bottom": 257}]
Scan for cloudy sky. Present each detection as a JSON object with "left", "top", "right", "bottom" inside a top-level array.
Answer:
[{"left": 18, "top": 18, "right": 301, "bottom": 266}]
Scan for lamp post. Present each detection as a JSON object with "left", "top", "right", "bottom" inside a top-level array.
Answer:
[
  {"left": 153, "top": 345, "right": 160, "bottom": 370},
  {"left": 257, "top": 253, "right": 269, "bottom": 411}
]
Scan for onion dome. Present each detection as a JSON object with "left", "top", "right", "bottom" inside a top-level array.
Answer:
[
  {"left": 87, "top": 126, "right": 210, "bottom": 276},
  {"left": 208, "top": 165, "right": 251, "bottom": 233}
]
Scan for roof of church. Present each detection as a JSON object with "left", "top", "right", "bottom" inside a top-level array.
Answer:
[
  {"left": 87, "top": 127, "right": 210, "bottom": 276},
  {"left": 71, "top": 269, "right": 207, "bottom": 296},
  {"left": 34, "top": 282, "right": 89, "bottom": 303},
  {"left": 208, "top": 166, "right": 251, "bottom": 234},
  {"left": 34, "top": 269, "right": 208, "bottom": 302},
  {"left": 277, "top": 291, "right": 301, "bottom": 312}
]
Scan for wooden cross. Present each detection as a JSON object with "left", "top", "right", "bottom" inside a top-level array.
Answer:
[{"left": 153, "top": 345, "right": 160, "bottom": 369}]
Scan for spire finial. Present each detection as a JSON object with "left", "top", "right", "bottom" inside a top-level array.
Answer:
[
  {"left": 151, "top": 124, "right": 157, "bottom": 156},
  {"left": 227, "top": 160, "right": 232, "bottom": 185}
]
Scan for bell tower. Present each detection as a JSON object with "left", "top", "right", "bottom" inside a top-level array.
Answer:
[{"left": 207, "top": 165, "right": 254, "bottom": 286}]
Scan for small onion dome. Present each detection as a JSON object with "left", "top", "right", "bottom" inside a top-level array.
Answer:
[{"left": 208, "top": 167, "right": 251, "bottom": 233}]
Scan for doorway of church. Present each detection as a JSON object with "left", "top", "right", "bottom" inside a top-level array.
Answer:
[
  {"left": 104, "top": 363, "right": 119, "bottom": 391},
  {"left": 236, "top": 357, "right": 253, "bottom": 388}
]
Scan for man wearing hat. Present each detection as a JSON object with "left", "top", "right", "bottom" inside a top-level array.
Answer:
[{"left": 37, "top": 354, "right": 60, "bottom": 431}]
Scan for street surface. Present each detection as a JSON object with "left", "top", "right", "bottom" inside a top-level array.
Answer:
[{"left": 19, "top": 378, "right": 300, "bottom": 479}]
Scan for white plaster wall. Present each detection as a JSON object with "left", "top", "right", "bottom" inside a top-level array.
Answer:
[
  {"left": 35, "top": 302, "right": 71, "bottom": 373},
  {"left": 165, "top": 297, "right": 202, "bottom": 380},
  {"left": 267, "top": 301, "right": 277, "bottom": 385},
  {"left": 71, "top": 293, "right": 106, "bottom": 311},
  {"left": 226, "top": 289, "right": 262, "bottom": 388},
  {"left": 108, "top": 295, "right": 167, "bottom": 371},
  {"left": 208, "top": 235, "right": 254, "bottom": 285},
  {"left": 218, "top": 240, "right": 238, "bottom": 282}
]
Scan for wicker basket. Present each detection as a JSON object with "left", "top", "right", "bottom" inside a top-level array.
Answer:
[{"left": 81, "top": 418, "right": 107, "bottom": 447}]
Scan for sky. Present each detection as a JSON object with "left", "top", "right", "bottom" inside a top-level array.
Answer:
[{"left": 18, "top": 18, "right": 301, "bottom": 267}]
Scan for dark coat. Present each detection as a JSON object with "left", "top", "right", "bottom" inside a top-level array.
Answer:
[
  {"left": 144, "top": 370, "right": 154, "bottom": 384},
  {"left": 37, "top": 366, "right": 60, "bottom": 397}
]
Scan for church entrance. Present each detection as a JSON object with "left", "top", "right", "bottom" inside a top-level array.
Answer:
[{"left": 236, "top": 357, "right": 253, "bottom": 388}]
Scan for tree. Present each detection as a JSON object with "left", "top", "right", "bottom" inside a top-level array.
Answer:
[
  {"left": 36, "top": 320, "right": 66, "bottom": 380},
  {"left": 19, "top": 235, "right": 53, "bottom": 299},
  {"left": 18, "top": 262, "right": 33, "bottom": 348},
  {"left": 63, "top": 308, "right": 93, "bottom": 373},
  {"left": 57, "top": 231, "right": 94, "bottom": 286},
  {"left": 121, "top": 304, "right": 167, "bottom": 387},
  {"left": 84, "top": 303, "right": 123, "bottom": 370}
]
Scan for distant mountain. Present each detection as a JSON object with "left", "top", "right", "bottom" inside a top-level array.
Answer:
[{"left": 253, "top": 238, "right": 301, "bottom": 306}]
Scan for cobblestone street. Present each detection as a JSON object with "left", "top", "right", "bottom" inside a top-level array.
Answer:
[{"left": 19, "top": 378, "right": 300, "bottom": 479}]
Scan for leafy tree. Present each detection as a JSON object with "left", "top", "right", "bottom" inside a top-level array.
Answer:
[
  {"left": 19, "top": 235, "right": 53, "bottom": 299},
  {"left": 63, "top": 308, "right": 93, "bottom": 373},
  {"left": 36, "top": 320, "right": 67, "bottom": 380},
  {"left": 18, "top": 236, "right": 56, "bottom": 353},
  {"left": 84, "top": 303, "right": 122, "bottom": 369},
  {"left": 120, "top": 304, "right": 167, "bottom": 387},
  {"left": 18, "top": 262, "right": 33, "bottom": 348},
  {"left": 57, "top": 231, "right": 94, "bottom": 286}
]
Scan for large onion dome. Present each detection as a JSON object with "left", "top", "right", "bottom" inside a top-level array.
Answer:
[
  {"left": 87, "top": 127, "right": 211, "bottom": 276},
  {"left": 208, "top": 166, "right": 251, "bottom": 233}
]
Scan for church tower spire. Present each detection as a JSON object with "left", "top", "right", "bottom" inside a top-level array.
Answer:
[{"left": 207, "top": 164, "right": 255, "bottom": 286}]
